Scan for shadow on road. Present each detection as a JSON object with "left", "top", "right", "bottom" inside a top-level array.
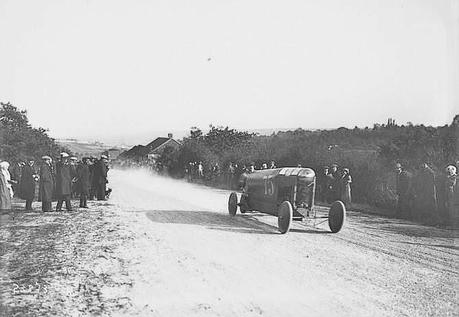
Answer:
[
  {"left": 144, "top": 209, "right": 335, "bottom": 235},
  {"left": 144, "top": 209, "right": 280, "bottom": 234}
]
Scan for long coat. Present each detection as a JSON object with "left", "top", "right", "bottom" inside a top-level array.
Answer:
[
  {"left": 0, "top": 172, "right": 12, "bottom": 210},
  {"left": 340, "top": 174, "right": 352, "bottom": 207},
  {"left": 396, "top": 170, "right": 413, "bottom": 197},
  {"left": 94, "top": 160, "right": 108, "bottom": 185},
  {"left": 19, "top": 164, "right": 37, "bottom": 200},
  {"left": 39, "top": 163, "right": 54, "bottom": 202},
  {"left": 77, "top": 164, "right": 91, "bottom": 195},
  {"left": 414, "top": 166, "right": 437, "bottom": 213},
  {"left": 55, "top": 162, "right": 73, "bottom": 197}
]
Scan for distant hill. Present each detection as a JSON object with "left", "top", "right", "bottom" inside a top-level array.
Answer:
[
  {"left": 83, "top": 128, "right": 294, "bottom": 147},
  {"left": 56, "top": 139, "right": 128, "bottom": 158}
]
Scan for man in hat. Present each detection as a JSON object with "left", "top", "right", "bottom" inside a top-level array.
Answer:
[
  {"left": 39, "top": 156, "right": 54, "bottom": 212},
  {"left": 318, "top": 166, "right": 329, "bottom": 202},
  {"left": 89, "top": 156, "right": 97, "bottom": 200},
  {"left": 20, "top": 158, "right": 39, "bottom": 211},
  {"left": 94, "top": 155, "right": 109, "bottom": 200},
  {"left": 413, "top": 161, "right": 437, "bottom": 221},
  {"left": 437, "top": 165, "right": 457, "bottom": 224},
  {"left": 69, "top": 156, "right": 78, "bottom": 198},
  {"left": 328, "top": 164, "right": 341, "bottom": 202},
  {"left": 77, "top": 157, "right": 91, "bottom": 208},
  {"left": 55, "top": 152, "right": 73, "bottom": 211},
  {"left": 395, "top": 162, "right": 415, "bottom": 218},
  {"left": 325, "top": 166, "right": 335, "bottom": 203}
]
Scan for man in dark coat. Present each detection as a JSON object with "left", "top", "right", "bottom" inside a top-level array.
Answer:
[
  {"left": 77, "top": 157, "right": 91, "bottom": 208},
  {"left": 39, "top": 156, "right": 54, "bottom": 212},
  {"left": 89, "top": 157, "right": 97, "bottom": 200},
  {"left": 94, "top": 155, "right": 109, "bottom": 200},
  {"left": 317, "top": 166, "right": 329, "bottom": 202},
  {"left": 413, "top": 162, "right": 438, "bottom": 221},
  {"left": 395, "top": 163, "right": 413, "bottom": 218},
  {"left": 325, "top": 167, "right": 335, "bottom": 203},
  {"left": 325, "top": 164, "right": 340, "bottom": 202},
  {"left": 55, "top": 153, "right": 74, "bottom": 211},
  {"left": 70, "top": 157, "right": 79, "bottom": 198},
  {"left": 20, "top": 158, "right": 39, "bottom": 210}
]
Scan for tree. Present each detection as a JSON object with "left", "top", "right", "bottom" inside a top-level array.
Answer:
[{"left": 0, "top": 102, "right": 68, "bottom": 162}]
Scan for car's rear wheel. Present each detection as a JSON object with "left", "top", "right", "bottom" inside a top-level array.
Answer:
[
  {"left": 228, "top": 192, "right": 238, "bottom": 216},
  {"left": 328, "top": 200, "right": 346, "bottom": 233},
  {"left": 278, "top": 201, "right": 293, "bottom": 234}
]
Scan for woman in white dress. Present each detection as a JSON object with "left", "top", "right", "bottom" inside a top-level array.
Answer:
[{"left": 0, "top": 161, "right": 14, "bottom": 210}]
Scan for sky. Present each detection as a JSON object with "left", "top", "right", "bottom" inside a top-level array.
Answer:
[{"left": 0, "top": 0, "right": 458, "bottom": 145}]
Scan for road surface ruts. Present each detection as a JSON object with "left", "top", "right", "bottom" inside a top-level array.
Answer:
[{"left": 109, "top": 169, "right": 458, "bottom": 316}]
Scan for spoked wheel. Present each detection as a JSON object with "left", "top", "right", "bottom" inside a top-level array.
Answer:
[
  {"left": 328, "top": 200, "right": 346, "bottom": 233},
  {"left": 278, "top": 201, "right": 293, "bottom": 234},
  {"left": 228, "top": 192, "right": 238, "bottom": 216}
]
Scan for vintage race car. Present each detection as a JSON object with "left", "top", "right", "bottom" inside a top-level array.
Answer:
[{"left": 228, "top": 167, "right": 346, "bottom": 234}]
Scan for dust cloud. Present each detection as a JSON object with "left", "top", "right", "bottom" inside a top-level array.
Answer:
[{"left": 109, "top": 168, "right": 229, "bottom": 213}]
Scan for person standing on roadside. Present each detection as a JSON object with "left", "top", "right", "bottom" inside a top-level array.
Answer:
[
  {"left": 325, "top": 166, "right": 335, "bottom": 203},
  {"left": 395, "top": 163, "right": 413, "bottom": 218},
  {"left": 77, "top": 157, "right": 91, "bottom": 208},
  {"left": 414, "top": 161, "right": 438, "bottom": 222},
  {"left": 20, "top": 158, "right": 39, "bottom": 211},
  {"left": 89, "top": 156, "right": 97, "bottom": 200},
  {"left": 55, "top": 152, "right": 73, "bottom": 211},
  {"left": 444, "top": 165, "right": 457, "bottom": 224},
  {"left": 0, "top": 161, "right": 13, "bottom": 211},
  {"left": 94, "top": 155, "right": 109, "bottom": 200},
  {"left": 329, "top": 164, "right": 341, "bottom": 201},
  {"left": 318, "top": 166, "right": 329, "bottom": 202},
  {"left": 69, "top": 157, "right": 79, "bottom": 198},
  {"left": 227, "top": 162, "right": 235, "bottom": 189},
  {"left": 39, "top": 156, "right": 54, "bottom": 212},
  {"left": 340, "top": 168, "right": 352, "bottom": 208},
  {"left": 198, "top": 161, "right": 204, "bottom": 179},
  {"left": 455, "top": 161, "right": 459, "bottom": 218}
]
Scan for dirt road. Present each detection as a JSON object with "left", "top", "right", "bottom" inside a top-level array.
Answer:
[{"left": 1, "top": 169, "right": 458, "bottom": 316}]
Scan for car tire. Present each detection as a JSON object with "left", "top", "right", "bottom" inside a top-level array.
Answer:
[{"left": 278, "top": 201, "right": 293, "bottom": 234}]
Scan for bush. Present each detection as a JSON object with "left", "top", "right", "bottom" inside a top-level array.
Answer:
[{"left": 0, "top": 102, "right": 68, "bottom": 163}]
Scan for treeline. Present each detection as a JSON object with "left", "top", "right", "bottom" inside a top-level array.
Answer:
[
  {"left": 0, "top": 102, "right": 68, "bottom": 162},
  {"left": 158, "top": 118, "right": 458, "bottom": 209}
]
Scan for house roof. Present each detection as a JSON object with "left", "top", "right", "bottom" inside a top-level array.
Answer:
[
  {"left": 120, "top": 137, "right": 181, "bottom": 159},
  {"left": 119, "top": 145, "right": 149, "bottom": 158},
  {"left": 146, "top": 137, "right": 181, "bottom": 153},
  {"left": 146, "top": 137, "right": 169, "bottom": 150}
]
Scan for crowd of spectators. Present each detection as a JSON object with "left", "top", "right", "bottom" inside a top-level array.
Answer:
[
  {"left": 183, "top": 159, "right": 458, "bottom": 225},
  {"left": 0, "top": 153, "right": 110, "bottom": 212}
]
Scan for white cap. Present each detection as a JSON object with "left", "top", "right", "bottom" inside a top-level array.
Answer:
[
  {"left": 101, "top": 155, "right": 108, "bottom": 159},
  {"left": 60, "top": 152, "right": 69, "bottom": 158}
]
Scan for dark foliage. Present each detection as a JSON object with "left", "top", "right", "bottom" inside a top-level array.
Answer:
[{"left": 0, "top": 102, "right": 68, "bottom": 163}]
